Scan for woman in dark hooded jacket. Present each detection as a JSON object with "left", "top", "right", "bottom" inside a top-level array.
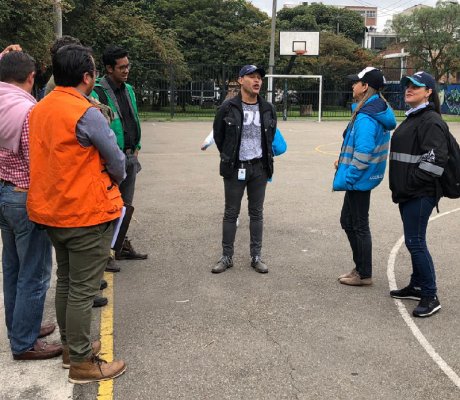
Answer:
[{"left": 389, "top": 71, "right": 448, "bottom": 318}]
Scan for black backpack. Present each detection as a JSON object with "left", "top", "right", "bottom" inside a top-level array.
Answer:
[{"left": 440, "top": 128, "right": 460, "bottom": 199}]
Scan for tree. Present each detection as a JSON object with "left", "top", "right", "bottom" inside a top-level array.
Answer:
[
  {"left": 0, "top": 0, "right": 56, "bottom": 65},
  {"left": 64, "top": 0, "right": 189, "bottom": 110},
  {"left": 271, "top": 3, "right": 373, "bottom": 89},
  {"left": 147, "top": 0, "right": 270, "bottom": 65},
  {"left": 286, "top": 32, "right": 379, "bottom": 84},
  {"left": 392, "top": 3, "right": 460, "bottom": 81},
  {"left": 65, "top": 1, "right": 185, "bottom": 68},
  {"left": 277, "top": 4, "right": 365, "bottom": 44}
]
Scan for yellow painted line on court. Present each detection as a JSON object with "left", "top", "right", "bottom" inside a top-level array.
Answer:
[
  {"left": 314, "top": 141, "right": 341, "bottom": 156},
  {"left": 97, "top": 272, "right": 115, "bottom": 400}
]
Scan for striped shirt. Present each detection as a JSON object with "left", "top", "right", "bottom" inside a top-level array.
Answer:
[{"left": 0, "top": 111, "right": 30, "bottom": 189}]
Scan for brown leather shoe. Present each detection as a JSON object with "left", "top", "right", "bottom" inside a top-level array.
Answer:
[
  {"left": 13, "top": 339, "right": 63, "bottom": 360},
  {"left": 38, "top": 323, "right": 56, "bottom": 338},
  {"left": 68, "top": 355, "right": 126, "bottom": 384},
  {"left": 62, "top": 340, "right": 102, "bottom": 369},
  {"left": 339, "top": 275, "right": 373, "bottom": 286},
  {"left": 115, "top": 238, "right": 148, "bottom": 260},
  {"left": 338, "top": 268, "right": 358, "bottom": 281}
]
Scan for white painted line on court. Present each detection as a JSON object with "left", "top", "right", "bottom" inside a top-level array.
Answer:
[{"left": 387, "top": 207, "right": 460, "bottom": 389}]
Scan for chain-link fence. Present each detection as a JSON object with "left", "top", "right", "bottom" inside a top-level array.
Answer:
[{"left": 130, "top": 63, "right": 460, "bottom": 119}]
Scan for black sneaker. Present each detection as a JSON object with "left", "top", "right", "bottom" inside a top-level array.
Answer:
[
  {"left": 105, "top": 258, "right": 120, "bottom": 273},
  {"left": 93, "top": 296, "right": 108, "bottom": 308},
  {"left": 413, "top": 296, "right": 441, "bottom": 318},
  {"left": 100, "top": 279, "right": 108, "bottom": 291},
  {"left": 212, "top": 256, "right": 233, "bottom": 274},
  {"left": 390, "top": 286, "right": 422, "bottom": 301}
]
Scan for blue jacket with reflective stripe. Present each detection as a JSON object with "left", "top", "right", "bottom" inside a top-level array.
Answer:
[{"left": 333, "top": 94, "right": 396, "bottom": 191}]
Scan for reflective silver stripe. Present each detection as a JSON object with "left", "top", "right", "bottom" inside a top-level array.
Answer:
[
  {"left": 354, "top": 152, "right": 371, "bottom": 161},
  {"left": 374, "top": 142, "right": 390, "bottom": 153},
  {"left": 419, "top": 161, "right": 444, "bottom": 176},
  {"left": 390, "top": 152, "right": 421, "bottom": 163},
  {"left": 342, "top": 153, "right": 387, "bottom": 166},
  {"left": 343, "top": 146, "right": 354, "bottom": 154},
  {"left": 351, "top": 159, "right": 368, "bottom": 170},
  {"left": 371, "top": 154, "right": 388, "bottom": 164},
  {"left": 355, "top": 153, "right": 388, "bottom": 164}
]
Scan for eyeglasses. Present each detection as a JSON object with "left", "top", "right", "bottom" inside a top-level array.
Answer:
[{"left": 116, "top": 63, "right": 131, "bottom": 72}]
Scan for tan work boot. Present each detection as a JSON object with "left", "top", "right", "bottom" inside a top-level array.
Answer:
[
  {"left": 338, "top": 268, "right": 358, "bottom": 281},
  {"left": 68, "top": 355, "right": 126, "bottom": 384},
  {"left": 339, "top": 275, "right": 373, "bottom": 286},
  {"left": 62, "top": 340, "right": 102, "bottom": 369}
]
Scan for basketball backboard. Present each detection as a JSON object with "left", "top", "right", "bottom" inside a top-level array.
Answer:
[{"left": 279, "top": 32, "right": 320, "bottom": 56}]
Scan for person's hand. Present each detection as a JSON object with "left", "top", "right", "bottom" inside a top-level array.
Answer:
[
  {"left": 334, "top": 159, "right": 339, "bottom": 170},
  {"left": 1, "top": 44, "right": 22, "bottom": 56},
  {"left": 200, "top": 142, "right": 209, "bottom": 151},
  {"left": 134, "top": 149, "right": 139, "bottom": 157}
]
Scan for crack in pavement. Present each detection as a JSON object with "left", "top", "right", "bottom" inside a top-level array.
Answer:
[{"left": 246, "top": 318, "right": 302, "bottom": 399}]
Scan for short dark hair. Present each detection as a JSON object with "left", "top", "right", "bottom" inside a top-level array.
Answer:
[
  {"left": 0, "top": 51, "right": 36, "bottom": 83},
  {"left": 53, "top": 45, "right": 95, "bottom": 87},
  {"left": 50, "top": 35, "right": 82, "bottom": 56},
  {"left": 102, "top": 45, "right": 128, "bottom": 69}
]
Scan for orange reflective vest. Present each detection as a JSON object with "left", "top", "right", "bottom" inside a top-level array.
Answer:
[{"left": 27, "top": 86, "right": 123, "bottom": 227}]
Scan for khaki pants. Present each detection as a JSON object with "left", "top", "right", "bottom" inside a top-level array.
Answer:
[{"left": 47, "top": 221, "right": 113, "bottom": 362}]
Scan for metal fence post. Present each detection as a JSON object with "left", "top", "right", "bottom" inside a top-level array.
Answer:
[
  {"left": 283, "top": 79, "right": 288, "bottom": 121},
  {"left": 222, "top": 64, "right": 227, "bottom": 102},
  {"left": 169, "top": 63, "right": 175, "bottom": 119}
]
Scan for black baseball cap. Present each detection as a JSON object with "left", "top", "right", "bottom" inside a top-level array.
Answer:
[
  {"left": 347, "top": 67, "right": 386, "bottom": 90},
  {"left": 239, "top": 65, "right": 266, "bottom": 78},
  {"left": 400, "top": 71, "right": 436, "bottom": 90}
]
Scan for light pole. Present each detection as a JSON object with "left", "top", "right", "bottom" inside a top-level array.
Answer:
[
  {"left": 54, "top": 0, "right": 62, "bottom": 39},
  {"left": 268, "top": 0, "right": 277, "bottom": 103}
]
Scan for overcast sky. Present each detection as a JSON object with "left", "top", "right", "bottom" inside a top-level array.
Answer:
[{"left": 248, "top": 0, "right": 439, "bottom": 30}]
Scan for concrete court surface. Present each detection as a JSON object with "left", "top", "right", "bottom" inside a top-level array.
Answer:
[{"left": 1, "top": 120, "right": 460, "bottom": 400}]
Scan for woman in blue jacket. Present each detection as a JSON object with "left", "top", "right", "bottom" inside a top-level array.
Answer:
[{"left": 333, "top": 67, "right": 396, "bottom": 286}]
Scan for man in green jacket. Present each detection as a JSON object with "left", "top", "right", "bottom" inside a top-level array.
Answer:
[{"left": 92, "top": 45, "right": 147, "bottom": 271}]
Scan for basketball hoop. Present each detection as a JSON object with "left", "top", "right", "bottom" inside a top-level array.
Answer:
[{"left": 294, "top": 49, "right": 306, "bottom": 56}]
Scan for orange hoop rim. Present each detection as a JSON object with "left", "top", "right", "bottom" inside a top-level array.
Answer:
[{"left": 294, "top": 49, "right": 306, "bottom": 56}]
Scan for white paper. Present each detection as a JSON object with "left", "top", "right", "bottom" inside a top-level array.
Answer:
[{"left": 111, "top": 206, "right": 126, "bottom": 248}]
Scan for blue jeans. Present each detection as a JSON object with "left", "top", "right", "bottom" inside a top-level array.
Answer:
[
  {"left": 340, "top": 190, "right": 372, "bottom": 279},
  {"left": 399, "top": 197, "right": 437, "bottom": 297},
  {"left": 0, "top": 183, "right": 52, "bottom": 354}
]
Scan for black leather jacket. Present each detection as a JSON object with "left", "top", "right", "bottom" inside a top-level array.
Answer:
[{"left": 213, "top": 94, "right": 277, "bottom": 178}]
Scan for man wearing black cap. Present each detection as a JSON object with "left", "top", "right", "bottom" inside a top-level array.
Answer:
[{"left": 212, "top": 65, "right": 277, "bottom": 274}]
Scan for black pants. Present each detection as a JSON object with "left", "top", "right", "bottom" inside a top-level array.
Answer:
[
  {"left": 340, "top": 190, "right": 372, "bottom": 279},
  {"left": 222, "top": 162, "right": 268, "bottom": 258},
  {"left": 119, "top": 153, "right": 141, "bottom": 206}
]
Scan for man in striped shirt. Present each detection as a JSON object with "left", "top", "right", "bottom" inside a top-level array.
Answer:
[{"left": 0, "top": 50, "right": 62, "bottom": 360}]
